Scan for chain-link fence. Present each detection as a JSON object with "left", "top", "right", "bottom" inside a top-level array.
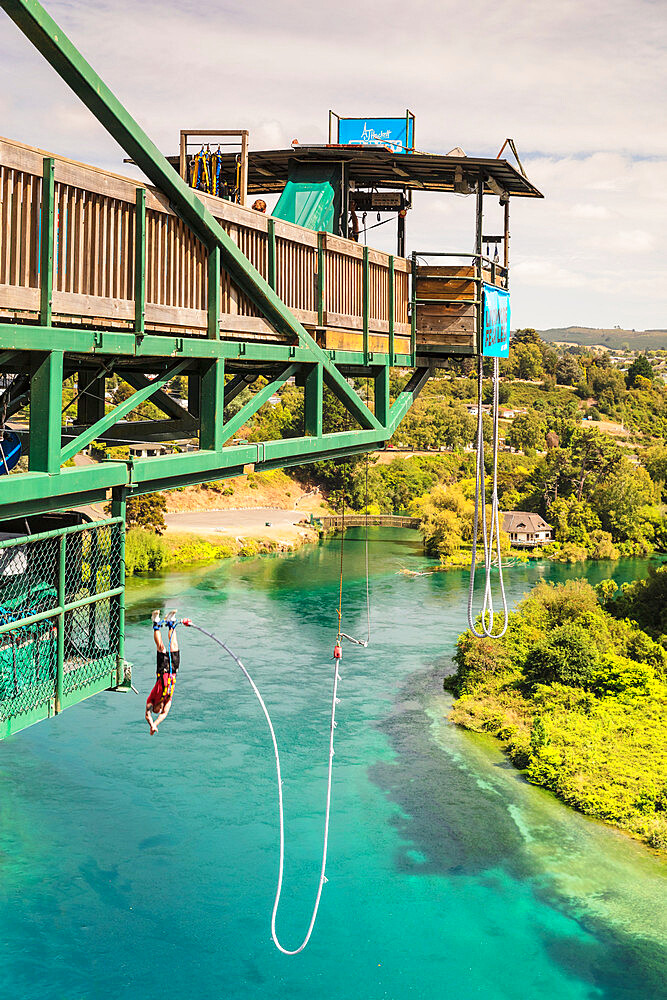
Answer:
[{"left": 0, "top": 518, "right": 124, "bottom": 734}]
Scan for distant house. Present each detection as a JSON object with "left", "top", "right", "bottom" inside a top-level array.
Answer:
[
  {"left": 502, "top": 511, "right": 553, "bottom": 547},
  {"left": 129, "top": 443, "right": 169, "bottom": 459}
]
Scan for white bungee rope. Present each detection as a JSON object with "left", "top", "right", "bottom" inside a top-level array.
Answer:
[
  {"left": 467, "top": 355, "right": 508, "bottom": 639},
  {"left": 186, "top": 622, "right": 340, "bottom": 955}
]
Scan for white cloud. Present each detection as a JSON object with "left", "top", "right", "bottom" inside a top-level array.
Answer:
[{"left": 571, "top": 204, "right": 611, "bottom": 220}]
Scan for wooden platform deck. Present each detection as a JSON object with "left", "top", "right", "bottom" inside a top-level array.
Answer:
[{"left": 0, "top": 136, "right": 412, "bottom": 356}]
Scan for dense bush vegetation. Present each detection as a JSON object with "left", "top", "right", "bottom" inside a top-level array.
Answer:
[{"left": 449, "top": 577, "right": 667, "bottom": 849}]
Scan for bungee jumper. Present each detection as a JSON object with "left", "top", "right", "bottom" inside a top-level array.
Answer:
[{"left": 145, "top": 609, "right": 191, "bottom": 734}]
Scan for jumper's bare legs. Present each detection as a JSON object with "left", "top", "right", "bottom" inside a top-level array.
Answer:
[
  {"left": 152, "top": 697, "right": 173, "bottom": 731},
  {"left": 145, "top": 702, "right": 158, "bottom": 734},
  {"left": 146, "top": 609, "right": 164, "bottom": 733},
  {"left": 146, "top": 610, "right": 179, "bottom": 733},
  {"left": 165, "top": 610, "right": 179, "bottom": 655}
]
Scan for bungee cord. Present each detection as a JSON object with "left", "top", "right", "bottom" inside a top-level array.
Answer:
[
  {"left": 467, "top": 355, "right": 508, "bottom": 639},
  {"left": 335, "top": 452, "right": 371, "bottom": 650},
  {"left": 184, "top": 621, "right": 340, "bottom": 955}
]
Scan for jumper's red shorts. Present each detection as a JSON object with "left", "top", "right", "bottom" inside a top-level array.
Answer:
[{"left": 146, "top": 671, "right": 176, "bottom": 711}]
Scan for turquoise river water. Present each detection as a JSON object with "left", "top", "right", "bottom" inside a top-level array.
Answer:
[{"left": 0, "top": 530, "right": 665, "bottom": 999}]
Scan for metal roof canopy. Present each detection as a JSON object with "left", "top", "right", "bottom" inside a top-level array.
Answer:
[{"left": 196, "top": 145, "right": 543, "bottom": 199}]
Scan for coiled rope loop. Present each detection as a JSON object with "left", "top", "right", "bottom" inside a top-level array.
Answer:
[
  {"left": 187, "top": 623, "right": 340, "bottom": 955},
  {"left": 467, "top": 355, "right": 508, "bottom": 639}
]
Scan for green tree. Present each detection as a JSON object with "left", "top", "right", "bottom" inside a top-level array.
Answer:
[
  {"left": 508, "top": 411, "right": 546, "bottom": 453},
  {"left": 645, "top": 444, "right": 667, "bottom": 499},
  {"left": 524, "top": 622, "right": 601, "bottom": 689},
  {"left": 568, "top": 427, "right": 622, "bottom": 500},
  {"left": 511, "top": 343, "right": 544, "bottom": 380},
  {"left": 549, "top": 496, "right": 600, "bottom": 546},
  {"left": 556, "top": 355, "right": 585, "bottom": 386},
  {"left": 415, "top": 484, "right": 474, "bottom": 558},
  {"left": 126, "top": 493, "right": 167, "bottom": 533},
  {"left": 626, "top": 355, "right": 654, "bottom": 387},
  {"left": 593, "top": 461, "right": 655, "bottom": 544}
]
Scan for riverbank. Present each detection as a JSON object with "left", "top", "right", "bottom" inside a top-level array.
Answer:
[
  {"left": 125, "top": 517, "right": 320, "bottom": 575},
  {"left": 447, "top": 575, "right": 667, "bottom": 852}
]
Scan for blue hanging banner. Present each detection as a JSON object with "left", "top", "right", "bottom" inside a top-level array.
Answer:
[
  {"left": 482, "top": 285, "right": 510, "bottom": 358},
  {"left": 0, "top": 431, "right": 21, "bottom": 475},
  {"left": 337, "top": 116, "right": 414, "bottom": 153}
]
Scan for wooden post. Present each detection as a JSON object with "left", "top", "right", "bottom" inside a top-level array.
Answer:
[
  {"left": 29, "top": 350, "right": 63, "bottom": 474},
  {"left": 200, "top": 358, "right": 225, "bottom": 451},
  {"left": 207, "top": 245, "right": 220, "bottom": 339},
  {"left": 239, "top": 131, "right": 249, "bottom": 207},
  {"left": 268, "top": 218, "right": 276, "bottom": 290},
  {"left": 304, "top": 363, "right": 323, "bottom": 438},
  {"left": 362, "top": 244, "right": 369, "bottom": 362},
  {"left": 134, "top": 187, "right": 146, "bottom": 335},
  {"left": 179, "top": 130, "right": 187, "bottom": 182},
  {"left": 503, "top": 198, "right": 510, "bottom": 282},
  {"left": 39, "top": 156, "right": 55, "bottom": 326},
  {"left": 317, "top": 231, "right": 325, "bottom": 327},
  {"left": 388, "top": 255, "right": 395, "bottom": 362},
  {"left": 475, "top": 172, "right": 484, "bottom": 355}
]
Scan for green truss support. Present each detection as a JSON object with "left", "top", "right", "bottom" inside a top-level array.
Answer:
[
  {"left": 304, "top": 363, "right": 323, "bottom": 437},
  {"left": 200, "top": 358, "right": 225, "bottom": 451},
  {"left": 29, "top": 350, "right": 63, "bottom": 473},
  {"left": 219, "top": 364, "right": 298, "bottom": 446},
  {"left": 374, "top": 365, "right": 390, "bottom": 427},
  {"left": 60, "top": 359, "right": 188, "bottom": 463}
]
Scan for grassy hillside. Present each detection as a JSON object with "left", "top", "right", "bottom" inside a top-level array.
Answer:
[{"left": 538, "top": 327, "right": 667, "bottom": 351}]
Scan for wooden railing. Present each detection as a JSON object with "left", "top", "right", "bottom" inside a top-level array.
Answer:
[{"left": 0, "top": 136, "right": 411, "bottom": 354}]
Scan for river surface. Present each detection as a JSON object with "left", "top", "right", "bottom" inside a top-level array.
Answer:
[{"left": 0, "top": 531, "right": 665, "bottom": 999}]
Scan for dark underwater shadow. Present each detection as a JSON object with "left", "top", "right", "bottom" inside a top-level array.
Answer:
[{"left": 369, "top": 663, "right": 667, "bottom": 1000}]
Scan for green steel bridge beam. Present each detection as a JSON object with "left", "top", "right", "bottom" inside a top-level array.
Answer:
[
  {"left": 60, "top": 359, "right": 189, "bottom": 464},
  {"left": 0, "top": 322, "right": 414, "bottom": 369},
  {"left": 218, "top": 364, "right": 298, "bottom": 446},
  {"left": 122, "top": 371, "right": 196, "bottom": 423},
  {"left": 0, "top": 362, "right": 430, "bottom": 518},
  {"left": 0, "top": 0, "right": 382, "bottom": 434}
]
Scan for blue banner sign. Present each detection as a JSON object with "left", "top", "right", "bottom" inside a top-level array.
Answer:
[
  {"left": 338, "top": 117, "right": 414, "bottom": 153},
  {"left": 482, "top": 285, "right": 510, "bottom": 358}
]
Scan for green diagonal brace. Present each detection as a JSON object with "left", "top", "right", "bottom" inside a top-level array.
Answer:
[
  {"left": 385, "top": 366, "right": 431, "bottom": 435},
  {"left": 60, "top": 359, "right": 188, "bottom": 463},
  {"left": 220, "top": 364, "right": 298, "bottom": 446},
  {"left": 1, "top": 0, "right": 380, "bottom": 432}
]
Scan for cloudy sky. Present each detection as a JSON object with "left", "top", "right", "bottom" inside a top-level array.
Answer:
[{"left": 1, "top": 0, "right": 666, "bottom": 330}]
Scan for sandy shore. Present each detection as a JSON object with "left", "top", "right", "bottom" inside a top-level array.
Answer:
[{"left": 164, "top": 507, "right": 320, "bottom": 546}]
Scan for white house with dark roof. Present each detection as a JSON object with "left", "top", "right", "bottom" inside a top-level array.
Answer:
[{"left": 501, "top": 511, "right": 553, "bottom": 547}]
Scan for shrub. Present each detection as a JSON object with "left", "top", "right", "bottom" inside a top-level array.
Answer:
[
  {"left": 591, "top": 653, "right": 654, "bottom": 698},
  {"left": 451, "top": 631, "right": 514, "bottom": 695},
  {"left": 125, "top": 528, "right": 169, "bottom": 575},
  {"left": 524, "top": 622, "right": 600, "bottom": 688}
]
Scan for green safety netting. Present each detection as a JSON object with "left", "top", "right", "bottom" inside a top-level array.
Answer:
[
  {"left": 0, "top": 522, "right": 122, "bottom": 725},
  {"left": 272, "top": 164, "right": 340, "bottom": 232}
]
